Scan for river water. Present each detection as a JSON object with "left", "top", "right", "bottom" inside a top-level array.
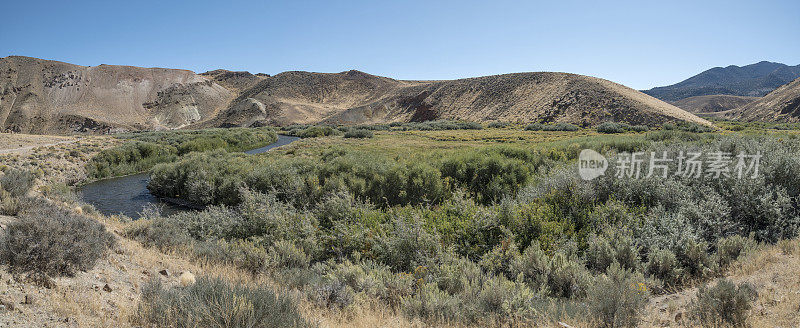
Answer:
[{"left": 79, "top": 135, "right": 300, "bottom": 219}]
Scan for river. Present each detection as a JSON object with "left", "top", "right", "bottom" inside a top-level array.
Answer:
[{"left": 79, "top": 134, "right": 300, "bottom": 219}]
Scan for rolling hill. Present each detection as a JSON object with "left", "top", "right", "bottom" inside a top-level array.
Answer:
[
  {"left": 643, "top": 61, "right": 800, "bottom": 102},
  {"left": 0, "top": 56, "right": 236, "bottom": 134},
  {"left": 0, "top": 56, "right": 710, "bottom": 134},
  {"left": 206, "top": 70, "right": 710, "bottom": 128},
  {"left": 671, "top": 95, "right": 758, "bottom": 114},
  {"left": 725, "top": 77, "right": 800, "bottom": 122}
]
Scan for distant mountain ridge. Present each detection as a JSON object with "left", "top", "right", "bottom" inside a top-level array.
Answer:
[
  {"left": 0, "top": 56, "right": 710, "bottom": 134},
  {"left": 644, "top": 61, "right": 800, "bottom": 101}
]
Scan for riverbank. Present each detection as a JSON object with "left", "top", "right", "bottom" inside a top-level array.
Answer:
[{"left": 78, "top": 135, "right": 300, "bottom": 218}]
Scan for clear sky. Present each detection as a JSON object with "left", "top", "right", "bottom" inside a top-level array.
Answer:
[{"left": 1, "top": 0, "right": 798, "bottom": 90}]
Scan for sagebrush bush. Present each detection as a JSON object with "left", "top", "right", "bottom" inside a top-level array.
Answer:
[
  {"left": 0, "top": 189, "right": 19, "bottom": 215},
  {"left": 716, "top": 235, "right": 755, "bottom": 268},
  {"left": 1, "top": 199, "right": 115, "bottom": 276},
  {"left": 690, "top": 279, "right": 756, "bottom": 327},
  {"left": 588, "top": 263, "right": 649, "bottom": 328},
  {"left": 0, "top": 169, "right": 35, "bottom": 197},
  {"left": 645, "top": 248, "right": 682, "bottom": 288},
  {"left": 547, "top": 252, "right": 590, "bottom": 298},
  {"left": 136, "top": 277, "right": 310, "bottom": 328}
]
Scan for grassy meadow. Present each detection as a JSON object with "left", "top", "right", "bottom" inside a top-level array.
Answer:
[{"left": 3, "top": 121, "right": 800, "bottom": 327}]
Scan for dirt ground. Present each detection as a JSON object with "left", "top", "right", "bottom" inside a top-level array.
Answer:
[{"left": 0, "top": 133, "right": 118, "bottom": 186}]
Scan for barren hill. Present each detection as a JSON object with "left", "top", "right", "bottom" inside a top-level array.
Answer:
[
  {"left": 211, "top": 71, "right": 710, "bottom": 127},
  {"left": 671, "top": 94, "right": 758, "bottom": 114},
  {"left": 0, "top": 56, "right": 235, "bottom": 134},
  {"left": 725, "top": 77, "right": 800, "bottom": 122},
  {"left": 1, "top": 56, "right": 711, "bottom": 133},
  {"left": 644, "top": 61, "right": 800, "bottom": 102}
]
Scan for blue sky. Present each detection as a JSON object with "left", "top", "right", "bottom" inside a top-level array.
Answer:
[{"left": 1, "top": 0, "right": 798, "bottom": 89}]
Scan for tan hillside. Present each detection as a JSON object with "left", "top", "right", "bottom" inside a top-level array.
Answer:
[
  {"left": 1, "top": 56, "right": 711, "bottom": 134},
  {"left": 212, "top": 71, "right": 711, "bottom": 127},
  {"left": 0, "top": 56, "right": 235, "bottom": 134},
  {"left": 671, "top": 94, "right": 758, "bottom": 114},
  {"left": 725, "top": 77, "right": 800, "bottom": 122}
]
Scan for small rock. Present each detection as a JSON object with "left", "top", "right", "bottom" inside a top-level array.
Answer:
[
  {"left": 158, "top": 269, "right": 170, "bottom": 277},
  {"left": 674, "top": 311, "right": 683, "bottom": 322},
  {"left": 23, "top": 294, "right": 35, "bottom": 305},
  {"left": 102, "top": 284, "right": 112, "bottom": 292},
  {"left": 28, "top": 272, "right": 56, "bottom": 289},
  {"left": 179, "top": 271, "right": 196, "bottom": 287},
  {"left": 91, "top": 284, "right": 100, "bottom": 291},
  {"left": 0, "top": 298, "right": 13, "bottom": 311}
]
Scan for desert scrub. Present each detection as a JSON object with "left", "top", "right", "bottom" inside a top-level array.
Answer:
[
  {"left": 487, "top": 121, "right": 510, "bottom": 128},
  {"left": 86, "top": 127, "right": 277, "bottom": 179},
  {"left": 690, "top": 278, "right": 756, "bottom": 327},
  {"left": 343, "top": 129, "right": 374, "bottom": 138},
  {"left": 136, "top": 277, "right": 310, "bottom": 328},
  {"left": 0, "top": 198, "right": 115, "bottom": 276},
  {"left": 0, "top": 169, "right": 35, "bottom": 215},
  {"left": 0, "top": 168, "right": 35, "bottom": 197},
  {"left": 596, "top": 122, "right": 631, "bottom": 134},
  {"left": 588, "top": 263, "right": 649, "bottom": 328},
  {"left": 525, "top": 122, "right": 579, "bottom": 131}
]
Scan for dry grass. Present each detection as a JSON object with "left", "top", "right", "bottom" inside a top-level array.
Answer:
[{"left": 639, "top": 239, "right": 800, "bottom": 327}]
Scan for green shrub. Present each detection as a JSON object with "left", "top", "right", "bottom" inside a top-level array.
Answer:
[
  {"left": 0, "top": 190, "right": 18, "bottom": 215},
  {"left": 586, "top": 234, "right": 615, "bottom": 272},
  {"left": 596, "top": 122, "right": 630, "bottom": 134},
  {"left": 677, "top": 122, "right": 714, "bottom": 133},
  {"left": 645, "top": 248, "right": 682, "bottom": 288},
  {"left": 588, "top": 263, "right": 649, "bottom": 328},
  {"left": 716, "top": 235, "right": 755, "bottom": 268},
  {"left": 1, "top": 199, "right": 115, "bottom": 276},
  {"left": 525, "top": 123, "right": 579, "bottom": 131},
  {"left": 299, "top": 126, "right": 339, "bottom": 138},
  {"left": 86, "top": 141, "right": 177, "bottom": 179},
  {"left": 343, "top": 129, "right": 374, "bottom": 138},
  {"left": 375, "top": 216, "right": 441, "bottom": 272},
  {"left": 509, "top": 242, "right": 550, "bottom": 289},
  {"left": 440, "top": 151, "right": 531, "bottom": 204},
  {"left": 690, "top": 279, "right": 756, "bottom": 327},
  {"left": 547, "top": 252, "right": 590, "bottom": 298},
  {"left": 88, "top": 127, "right": 277, "bottom": 179},
  {"left": 268, "top": 240, "right": 310, "bottom": 269},
  {"left": 136, "top": 277, "right": 310, "bottom": 328},
  {"left": 487, "top": 121, "right": 510, "bottom": 128}
]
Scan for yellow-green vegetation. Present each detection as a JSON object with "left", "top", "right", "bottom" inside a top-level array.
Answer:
[
  {"left": 85, "top": 127, "right": 277, "bottom": 180},
  {"left": 121, "top": 123, "right": 800, "bottom": 327}
]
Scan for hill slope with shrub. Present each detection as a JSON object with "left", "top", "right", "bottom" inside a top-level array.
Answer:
[
  {"left": 0, "top": 56, "right": 236, "bottom": 134},
  {"left": 1, "top": 56, "right": 710, "bottom": 133},
  {"left": 671, "top": 94, "right": 758, "bottom": 113},
  {"left": 724, "top": 77, "right": 800, "bottom": 122},
  {"left": 210, "top": 70, "right": 710, "bottom": 127}
]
